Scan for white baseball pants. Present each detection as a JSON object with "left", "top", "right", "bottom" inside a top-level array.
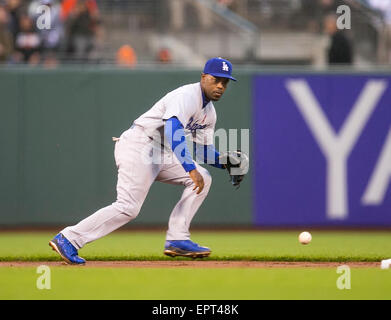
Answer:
[{"left": 61, "top": 125, "right": 212, "bottom": 250}]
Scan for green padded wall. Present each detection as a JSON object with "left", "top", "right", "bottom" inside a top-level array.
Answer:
[{"left": 0, "top": 68, "right": 252, "bottom": 226}]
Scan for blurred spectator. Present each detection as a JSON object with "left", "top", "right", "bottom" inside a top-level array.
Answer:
[
  {"left": 0, "top": 5, "right": 13, "bottom": 62},
  {"left": 168, "top": 0, "right": 212, "bottom": 31},
  {"left": 368, "top": 0, "right": 391, "bottom": 63},
  {"left": 157, "top": 47, "right": 172, "bottom": 64},
  {"left": 303, "top": 0, "right": 339, "bottom": 33},
  {"left": 5, "top": 0, "right": 24, "bottom": 45},
  {"left": 324, "top": 13, "right": 353, "bottom": 65},
  {"left": 218, "top": 0, "right": 234, "bottom": 5},
  {"left": 61, "top": 0, "right": 99, "bottom": 20},
  {"left": 28, "top": 0, "right": 64, "bottom": 66},
  {"left": 217, "top": 0, "right": 245, "bottom": 14},
  {"left": 13, "top": 14, "right": 41, "bottom": 64},
  {"left": 319, "top": 0, "right": 338, "bottom": 12},
  {"left": 116, "top": 44, "right": 137, "bottom": 67},
  {"left": 61, "top": 0, "right": 101, "bottom": 62}
]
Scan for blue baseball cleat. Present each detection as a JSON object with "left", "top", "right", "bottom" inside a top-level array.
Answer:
[
  {"left": 164, "top": 240, "right": 211, "bottom": 258},
  {"left": 49, "top": 233, "right": 85, "bottom": 265}
]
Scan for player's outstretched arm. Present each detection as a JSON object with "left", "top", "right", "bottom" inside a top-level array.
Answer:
[{"left": 194, "top": 142, "right": 226, "bottom": 169}]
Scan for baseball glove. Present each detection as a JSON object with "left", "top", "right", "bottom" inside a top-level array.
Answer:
[{"left": 219, "top": 150, "right": 249, "bottom": 189}]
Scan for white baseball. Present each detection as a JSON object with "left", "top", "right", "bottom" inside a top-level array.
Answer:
[{"left": 299, "top": 231, "right": 312, "bottom": 245}]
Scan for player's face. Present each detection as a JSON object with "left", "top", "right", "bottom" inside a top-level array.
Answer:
[{"left": 201, "top": 74, "right": 229, "bottom": 101}]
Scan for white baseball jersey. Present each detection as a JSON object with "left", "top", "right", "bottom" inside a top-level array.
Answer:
[
  {"left": 61, "top": 82, "right": 217, "bottom": 247},
  {"left": 133, "top": 82, "right": 216, "bottom": 146}
]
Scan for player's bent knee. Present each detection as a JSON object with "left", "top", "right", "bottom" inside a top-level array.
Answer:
[{"left": 112, "top": 200, "right": 141, "bottom": 219}]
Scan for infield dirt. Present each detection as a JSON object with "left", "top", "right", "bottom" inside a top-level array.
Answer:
[{"left": 0, "top": 261, "right": 380, "bottom": 268}]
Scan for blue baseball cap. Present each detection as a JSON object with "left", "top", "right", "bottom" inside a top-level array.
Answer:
[{"left": 203, "top": 57, "right": 237, "bottom": 81}]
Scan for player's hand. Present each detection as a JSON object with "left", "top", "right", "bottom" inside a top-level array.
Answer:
[{"left": 189, "top": 169, "right": 204, "bottom": 194}]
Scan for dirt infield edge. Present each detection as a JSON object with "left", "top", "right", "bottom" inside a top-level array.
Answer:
[{"left": 0, "top": 261, "right": 382, "bottom": 268}]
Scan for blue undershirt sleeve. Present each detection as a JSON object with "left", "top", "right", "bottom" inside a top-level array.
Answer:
[
  {"left": 164, "top": 117, "right": 196, "bottom": 172},
  {"left": 194, "top": 142, "right": 225, "bottom": 169}
]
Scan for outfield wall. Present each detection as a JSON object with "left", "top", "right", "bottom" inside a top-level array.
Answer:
[
  {"left": 0, "top": 68, "right": 252, "bottom": 226},
  {"left": 0, "top": 68, "right": 390, "bottom": 227}
]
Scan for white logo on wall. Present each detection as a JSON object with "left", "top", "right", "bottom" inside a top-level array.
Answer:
[
  {"left": 222, "top": 62, "right": 229, "bottom": 72},
  {"left": 286, "top": 79, "right": 389, "bottom": 220}
]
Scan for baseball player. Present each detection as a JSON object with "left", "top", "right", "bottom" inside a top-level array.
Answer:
[{"left": 49, "top": 57, "right": 247, "bottom": 264}]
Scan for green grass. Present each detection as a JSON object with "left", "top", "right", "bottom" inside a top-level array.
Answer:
[
  {"left": 1, "top": 230, "right": 391, "bottom": 300},
  {"left": 1, "top": 267, "right": 391, "bottom": 299},
  {"left": 0, "top": 230, "right": 390, "bottom": 262}
]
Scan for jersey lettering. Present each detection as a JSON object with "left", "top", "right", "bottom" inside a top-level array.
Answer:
[{"left": 186, "top": 117, "right": 208, "bottom": 133}]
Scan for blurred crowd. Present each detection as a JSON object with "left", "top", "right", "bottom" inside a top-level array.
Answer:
[
  {"left": 0, "top": 0, "right": 388, "bottom": 67},
  {"left": 0, "top": 0, "right": 102, "bottom": 66}
]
